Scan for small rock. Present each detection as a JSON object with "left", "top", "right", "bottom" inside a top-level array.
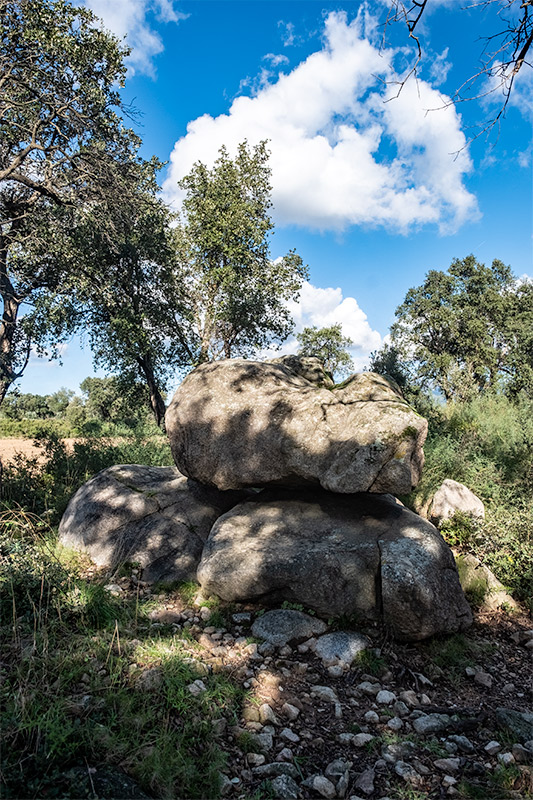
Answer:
[
  {"left": 393, "top": 700, "right": 410, "bottom": 718},
  {"left": 387, "top": 716, "right": 403, "bottom": 732},
  {"left": 187, "top": 679, "right": 207, "bottom": 696},
  {"left": 311, "top": 685, "right": 339, "bottom": 703},
  {"left": 354, "top": 767, "right": 375, "bottom": 796},
  {"left": 259, "top": 703, "right": 278, "bottom": 726},
  {"left": 212, "top": 718, "right": 227, "bottom": 737},
  {"left": 251, "top": 609, "right": 327, "bottom": 647},
  {"left": 137, "top": 667, "right": 162, "bottom": 691},
  {"left": 315, "top": 631, "right": 370, "bottom": 666},
  {"left": 413, "top": 713, "right": 452, "bottom": 735},
  {"left": 376, "top": 690, "right": 396, "bottom": 705},
  {"left": 502, "top": 683, "right": 515, "bottom": 694},
  {"left": 219, "top": 773, "right": 232, "bottom": 796},
  {"left": 254, "top": 732, "right": 274, "bottom": 752},
  {"left": 357, "top": 681, "right": 381, "bottom": 696},
  {"left": 498, "top": 752, "right": 515, "bottom": 766},
  {"left": 394, "top": 761, "right": 421, "bottom": 785},
  {"left": 252, "top": 763, "right": 300, "bottom": 780},
  {"left": 232, "top": 612, "right": 252, "bottom": 624},
  {"left": 247, "top": 753, "right": 266, "bottom": 767},
  {"left": 399, "top": 690, "right": 418, "bottom": 707},
  {"left": 327, "top": 665, "right": 344, "bottom": 678},
  {"left": 282, "top": 703, "right": 300, "bottom": 721},
  {"left": 442, "top": 775, "right": 457, "bottom": 788},
  {"left": 495, "top": 708, "right": 533, "bottom": 742},
  {"left": 512, "top": 743, "right": 533, "bottom": 764},
  {"left": 104, "top": 583, "right": 123, "bottom": 596},
  {"left": 281, "top": 727, "right": 300, "bottom": 744},
  {"left": 484, "top": 740, "right": 501, "bottom": 756},
  {"left": 338, "top": 733, "right": 354, "bottom": 744},
  {"left": 381, "top": 742, "right": 417, "bottom": 764},
  {"left": 271, "top": 774, "right": 299, "bottom": 800},
  {"left": 199, "top": 606, "right": 212, "bottom": 621},
  {"left": 364, "top": 710, "right": 379, "bottom": 724},
  {"left": 312, "top": 775, "right": 336, "bottom": 799},
  {"left": 465, "top": 666, "right": 476, "bottom": 678},
  {"left": 353, "top": 733, "right": 375, "bottom": 747},
  {"left": 448, "top": 735, "right": 474, "bottom": 754},
  {"left": 243, "top": 706, "right": 260, "bottom": 722},
  {"left": 474, "top": 670, "right": 493, "bottom": 689},
  {"left": 434, "top": 758, "right": 461, "bottom": 773},
  {"left": 276, "top": 747, "right": 294, "bottom": 762}
]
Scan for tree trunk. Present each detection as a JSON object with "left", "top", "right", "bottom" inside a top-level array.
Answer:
[
  {"left": 136, "top": 354, "right": 167, "bottom": 428},
  {"left": 0, "top": 247, "right": 23, "bottom": 405}
]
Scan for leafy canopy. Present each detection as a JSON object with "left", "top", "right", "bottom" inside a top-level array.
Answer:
[
  {"left": 388, "top": 255, "right": 533, "bottom": 400},
  {"left": 296, "top": 323, "right": 354, "bottom": 379},
  {"left": 177, "top": 141, "right": 308, "bottom": 363},
  {"left": 0, "top": 0, "right": 141, "bottom": 402}
]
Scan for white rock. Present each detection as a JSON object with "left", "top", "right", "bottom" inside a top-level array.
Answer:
[
  {"left": 484, "top": 741, "right": 501, "bottom": 756},
  {"left": 312, "top": 775, "right": 336, "bottom": 799},
  {"left": 376, "top": 690, "right": 397, "bottom": 705},
  {"left": 353, "top": 733, "right": 375, "bottom": 747},
  {"left": 282, "top": 703, "right": 300, "bottom": 721}
]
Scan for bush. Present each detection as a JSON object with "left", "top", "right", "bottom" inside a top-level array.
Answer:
[{"left": 1, "top": 429, "right": 173, "bottom": 523}]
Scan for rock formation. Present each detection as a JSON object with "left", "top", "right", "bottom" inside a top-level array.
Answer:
[
  {"left": 58, "top": 464, "right": 247, "bottom": 583},
  {"left": 197, "top": 489, "right": 472, "bottom": 640},
  {"left": 166, "top": 359, "right": 427, "bottom": 495}
]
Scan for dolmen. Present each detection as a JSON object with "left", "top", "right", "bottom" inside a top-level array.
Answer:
[{"left": 59, "top": 356, "right": 472, "bottom": 641}]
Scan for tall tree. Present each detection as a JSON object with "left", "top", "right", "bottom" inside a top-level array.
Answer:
[
  {"left": 296, "top": 324, "right": 354, "bottom": 379},
  {"left": 0, "top": 0, "right": 140, "bottom": 403},
  {"left": 390, "top": 255, "right": 533, "bottom": 400},
  {"left": 177, "top": 141, "right": 308, "bottom": 363}
]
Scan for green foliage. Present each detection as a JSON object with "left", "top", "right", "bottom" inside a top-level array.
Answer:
[
  {"left": 296, "top": 323, "right": 354, "bottom": 379},
  {"left": 390, "top": 255, "right": 533, "bottom": 400},
  {"left": 177, "top": 141, "right": 308, "bottom": 363},
  {"left": 1, "top": 430, "right": 172, "bottom": 523},
  {"left": 368, "top": 342, "right": 412, "bottom": 394},
  {"left": 0, "top": 0, "right": 141, "bottom": 402},
  {"left": 354, "top": 649, "right": 387, "bottom": 676}
]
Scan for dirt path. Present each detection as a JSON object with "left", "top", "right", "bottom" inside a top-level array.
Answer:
[{"left": 0, "top": 437, "right": 80, "bottom": 464}]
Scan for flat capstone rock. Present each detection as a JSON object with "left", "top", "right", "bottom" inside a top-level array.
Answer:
[
  {"left": 315, "top": 631, "right": 370, "bottom": 665},
  {"left": 251, "top": 609, "right": 327, "bottom": 647}
]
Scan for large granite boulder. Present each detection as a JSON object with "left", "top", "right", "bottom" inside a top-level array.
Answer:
[
  {"left": 58, "top": 465, "right": 247, "bottom": 583},
  {"left": 197, "top": 490, "right": 472, "bottom": 641},
  {"left": 428, "top": 479, "right": 485, "bottom": 527},
  {"left": 166, "top": 358, "right": 427, "bottom": 495}
]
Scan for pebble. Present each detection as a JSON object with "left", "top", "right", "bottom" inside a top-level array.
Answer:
[
  {"left": 498, "top": 752, "right": 515, "bottom": 766},
  {"left": 376, "top": 690, "right": 396, "bottom": 704},
  {"left": 280, "top": 727, "right": 300, "bottom": 744},
  {"left": 394, "top": 761, "right": 421, "bottom": 784},
  {"left": 357, "top": 681, "right": 381, "bottom": 696},
  {"left": 387, "top": 716, "right": 404, "bottom": 732},
  {"left": 327, "top": 665, "right": 344, "bottom": 678},
  {"left": 512, "top": 743, "right": 533, "bottom": 764},
  {"left": 413, "top": 713, "right": 452, "bottom": 735},
  {"left": 502, "top": 683, "right": 515, "bottom": 694},
  {"left": 474, "top": 670, "right": 493, "bottom": 689},
  {"left": 448, "top": 735, "right": 474, "bottom": 753},
  {"left": 312, "top": 775, "right": 336, "bottom": 799},
  {"left": 187, "top": 679, "right": 207, "bottom": 696},
  {"left": 434, "top": 758, "right": 461, "bottom": 773},
  {"left": 282, "top": 702, "right": 300, "bottom": 721},
  {"left": 354, "top": 767, "right": 375, "bottom": 796},
  {"left": 271, "top": 774, "right": 299, "bottom": 800},
  {"left": 276, "top": 747, "right": 294, "bottom": 762},
  {"left": 353, "top": 733, "right": 375, "bottom": 747},
  {"left": 399, "top": 690, "right": 418, "bottom": 707},
  {"left": 247, "top": 753, "right": 265, "bottom": 766},
  {"left": 484, "top": 740, "right": 501, "bottom": 755},
  {"left": 364, "top": 710, "right": 379, "bottom": 724},
  {"left": 259, "top": 703, "right": 278, "bottom": 726},
  {"left": 311, "top": 685, "right": 339, "bottom": 703},
  {"left": 232, "top": 612, "right": 252, "bottom": 624},
  {"left": 393, "top": 700, "right": 410, "bottom": 718},
  {"left": 252, "top": 763, "right": 299, "bottom": 780}
]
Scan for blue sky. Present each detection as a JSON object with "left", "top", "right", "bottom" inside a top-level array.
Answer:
[{"left": 21, "top": 0, "right": 532, "bottom": 395}]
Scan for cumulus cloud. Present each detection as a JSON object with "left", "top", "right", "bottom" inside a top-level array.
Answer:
[
  {"left": 262, "top": 281, "right": 382, "bottom": 371},
  {"left": 83, "top": 0, "right": 188, "bottom": 76},
  {"left": 163, "top": 9, "right": 478, "bottom": 233}
]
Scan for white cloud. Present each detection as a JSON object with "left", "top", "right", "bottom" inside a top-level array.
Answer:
[
  {"left": 262, "top": 281, "right": 382, "bottom": 371},
  {"left": 263, "top": 53, "right": 290, "bottom": 68},
  {"left": 83, "top": 0, "right": 188, "bottom": 76},
  {"left": 163, "top": 9, "right": 478, "bottom": 233}
]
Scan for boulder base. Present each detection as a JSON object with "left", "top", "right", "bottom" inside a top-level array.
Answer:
[
  {"left": 197, "top": 490, "right": 472, "bottom": 641},
  {"left": 58, "top": 465, "right": 247, "bottom": 583},
  {"left": 166, "top": 358, "right": 427, "bottom": 495}
]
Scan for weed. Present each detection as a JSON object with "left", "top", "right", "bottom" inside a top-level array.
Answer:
[{"left": 353, "top": 648, "right": 387, "bottom": 676}]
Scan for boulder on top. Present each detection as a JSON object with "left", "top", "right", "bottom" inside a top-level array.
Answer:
[
  {"left": 196, "top": 489, "right": 472, "bottom": 641},
  {"left": 166, "top": 357, "right": 427, "bottom": 495},
  {"left": 58, "top": 465, "right": 247, "bottom": 583},
  {"left": 428, "top": 479, "right": 485, "bottom": 527}
]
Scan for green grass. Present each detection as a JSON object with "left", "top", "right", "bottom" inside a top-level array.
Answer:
[{"left": 0, "top": 521, "right": 244, "bottom": 800}]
